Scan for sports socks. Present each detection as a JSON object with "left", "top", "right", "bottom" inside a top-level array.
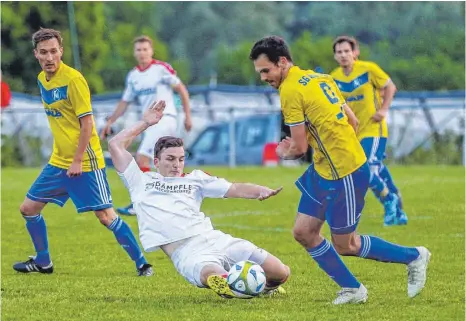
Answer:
[
  {"left": 23, "top": 214, "right": 51, "bottom": 266},
  {"left": 107, "top": 216, "right": 147, "bottom": 269},
  {"left": 358, "top": 235, "right": 419, "bottom": 264}
]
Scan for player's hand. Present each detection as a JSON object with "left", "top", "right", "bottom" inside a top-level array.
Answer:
[
  {"left": 67, "top": 160, "right": 83, "bottom": 177},
  {"left": 372, "top": 109, "right": 388, "bottom": 122},
  {"left": 258, "top": 186, "right": 283, "bottom": 201},
  {"left": 143, "top": 100, "right": 166, "bottom": 126},
  {"left": 184, "top": 116, "right": 193, "bottom": 132},
  {"left": 276, "top": 137, "right": 292, "bottom": 158},
  {"left": 100, "top": 121, "right": 113, "bottom": 140}
]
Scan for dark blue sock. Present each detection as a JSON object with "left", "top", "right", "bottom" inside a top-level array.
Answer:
[
  {"left": 359, "top": 235, "right": 419, "bottom": 264},
  {"left": 24, "top": 214, "right": 51, "bottom": 266},
  {"left": 308, "top": 239, "right": 360, "bottom": 288},
  {"left": 108, "top": 216, "right": 147, "bottom": 269}
]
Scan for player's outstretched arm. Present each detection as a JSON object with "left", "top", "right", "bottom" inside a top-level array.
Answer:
[
  {"left": 109, "top": 100, "right": 166, "bottom": 173},
  {"left": 225, "top": 183, "right": 283, "bottom": 201}
]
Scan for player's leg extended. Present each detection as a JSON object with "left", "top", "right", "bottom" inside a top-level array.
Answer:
[
  {"left": 293, "top": 212, "right": 366, "bottom": 304},
  {"left": 67, "top": 168, "right": 152, "bottom": 276},
  {"left": 360, "top": 137, "right": 399, "bottom": 225},
  {"left": 14, "top": 164, "right": 69, "bottom": 273},
  {"left": 330, "top": 163, "right": 430, "bottom": 298}
]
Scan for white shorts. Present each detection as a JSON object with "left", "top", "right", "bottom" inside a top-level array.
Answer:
[
  {"left": 170, "top": 230, "right": 268, "bottom": 287},
  {"left": 137, "top": 114, "right": 178, "bottom": 158}
]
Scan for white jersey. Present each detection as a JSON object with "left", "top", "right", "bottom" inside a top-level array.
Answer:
[
  {"left": 118, "top": 159, "right": 233, "bottom": 252},
  {"left": 122, "top": 59, "right": 181, "bottom": 116}
]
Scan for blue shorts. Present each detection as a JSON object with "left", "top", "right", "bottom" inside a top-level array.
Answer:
[
  {"left": 27, "top": 164, "right": 113, "bottom": 213},
  {"left": 360, "top": 137, "right": 387, "bottom": 165},
  {"left": 296, "top": 162, "right": 370, "bottom": 234}
]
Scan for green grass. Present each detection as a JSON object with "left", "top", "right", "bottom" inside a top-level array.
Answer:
[{"left": 1, "top": 165, "right": 464, "bottom": 321}]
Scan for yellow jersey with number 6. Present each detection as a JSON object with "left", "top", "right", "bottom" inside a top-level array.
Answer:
[{"left": 279, "top": 66, "right": 366, "bottom": 180}]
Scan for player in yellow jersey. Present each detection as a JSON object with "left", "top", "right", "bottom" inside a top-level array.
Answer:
[
  {"left": 331, "top": 36, "right": 407, "bottom": 226},
  {"left": 13, "top": 28, "right": 153, "bottom": 277},
  {"left": 249, "top": 36, "right": 430, "bottom": 304}
]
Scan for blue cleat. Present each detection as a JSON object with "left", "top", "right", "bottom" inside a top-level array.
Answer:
[
  {"left": 383, "top": 193, "right": 399, "bottom": 226},
  {"left": 13, "top": 256, "right": 54, "bottom": 274},
  {"left": 117, "top": 204, "right": 136, "bottom": 216}
]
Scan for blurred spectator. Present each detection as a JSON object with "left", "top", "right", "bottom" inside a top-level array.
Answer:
[{"left": 1, "top": 70, "right": 12, "bottom": 109}]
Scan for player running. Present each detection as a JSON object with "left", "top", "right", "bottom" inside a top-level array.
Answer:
[
  {"left": 249, "top": 36, "right": 430, "bottom": 304},
  {"left": 330, "top": 36, "right": 408, "bottom": 226},
  {"left": 13, "top": 28, "right": 152, "bottom": 277},
  {"left": 108, "top": 100, "right": 290, "bottom": 299},
  {"left": 100, "top": 35, "right": 192, "bottom": 216}
]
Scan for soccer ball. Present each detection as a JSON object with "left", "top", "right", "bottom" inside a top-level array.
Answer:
[{"left": 227, "top": 260, "right": 266, "bottom": 298}]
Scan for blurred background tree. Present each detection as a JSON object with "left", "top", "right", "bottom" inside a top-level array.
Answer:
[{"left": 1, "top": 1, "right": 464, "bottom": 94}]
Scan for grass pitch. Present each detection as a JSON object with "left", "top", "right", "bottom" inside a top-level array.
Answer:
[{"left": 1, "top": 165, "right": 464, "bottom": 321}]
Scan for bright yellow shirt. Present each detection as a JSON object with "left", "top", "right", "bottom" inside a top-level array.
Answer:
[
  {"left": 37, "top": 62, "right": 104, "bottom": 171},
  {"left": 331, "top": 60, "right": 390, "bottom": 140},
  {"left": 280, "top": 66, "right": 366, "bottom": 180}
]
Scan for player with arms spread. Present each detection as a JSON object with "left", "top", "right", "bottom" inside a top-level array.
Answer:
[
  {"left": 100, "top": 36, "right": 192, "bottom": 216},
  {"left": 108, "top": 100, "right": 290, "bottom": 299},
  {"left": 249, "top": 36, "right": 430, "bottom": 304},
  {"left": 331, "top": 36, "right": 407, "bottom": 226},
  {"left": 13, "top": 28, "right": 152, "bottom": 277}
]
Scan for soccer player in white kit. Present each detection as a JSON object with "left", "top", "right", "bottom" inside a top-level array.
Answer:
[
  {"left": 108, "top": 100, "right": 291, "bottom": 298},
  {"left": 101, "top": 35, "right": 192, "bottom": 216}
]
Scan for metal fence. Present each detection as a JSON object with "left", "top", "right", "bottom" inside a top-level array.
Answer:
[{"left": 1, "top": 86, "right": 464, "bottom": 167}]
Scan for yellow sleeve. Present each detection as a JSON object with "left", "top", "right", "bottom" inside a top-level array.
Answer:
[
  {"left": 68, "top": 76, "right": 93, "bottom": 118},
  {"left": 280, "top": 85, "right": 305, "bottom": 127},
  {"left": 368, "top": 62, "right": 390, "bottom": 89}
]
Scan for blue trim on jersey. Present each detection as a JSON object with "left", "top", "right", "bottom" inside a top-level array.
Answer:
[
  {"left": 37, "top": 81, "right": 68, "bottom": 105},
  {"left": 78, "top": 111, "right": 93, "bottom": 118},
  {"left": 334, "top": 72, "right": 369, "bottom": 93},
  {"left": 285, "top": 120, "right": 305, "bottom": 127}
]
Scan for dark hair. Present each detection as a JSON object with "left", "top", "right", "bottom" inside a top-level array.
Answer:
[
  {"left": 133, "top": 35, "right": 153, "bottom": 46},
  {"left": 249, "top": 36, "right": 293, "bottom": 64},
  {"left": 154, "top": 136, "right": 184, "bottom": 159},
  {"left": 32, "top": 28, "right": 63, "bottom": 49},
  {"left": 332, "top": 36, "right": 357, "bottom": 53}
]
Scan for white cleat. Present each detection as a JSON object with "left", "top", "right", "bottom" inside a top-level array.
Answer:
[
  {"left": 407, "top": 246, "right": 431, "bottom": 298},
  {"left": 332, "top": 284, "right": 368, "bottom": 305}
]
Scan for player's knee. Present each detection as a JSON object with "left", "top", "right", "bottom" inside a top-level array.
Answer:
[
  {"left": 332, "top": 240, "right": 359, "bottom": 256},
  {"left": 19, "top": 202, "right": 40, "bottom": 216},
  {"left": 292, "top": 225, "right": 318, "bottom": 248}
]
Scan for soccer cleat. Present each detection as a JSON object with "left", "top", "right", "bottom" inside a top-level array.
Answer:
[
  {"left": 207, "top": 274, "right": 235, "bottom": 299},
  {"left": 396, "top": 209, "right": 408, "bottom": 225},
  {"left": 13, "top": 256, "right": 53, "bottom": 274},
  {"left": 407, "top": 247, "right": 431, "bottom": 298},
  {"left": 383, "top": 193, "right": 399, "bottom": 226},
  {"left": 333, "top": 284, "right": 368, "bottom": 305},
  {"left": 117, "top": 204, "right": 136, "bottom": 216},
  {"left": 261, "top": 286, "right": 287, "bottom": 297},
  {"left": 137, "top": 263, "right": 154, "bottom": 277}
]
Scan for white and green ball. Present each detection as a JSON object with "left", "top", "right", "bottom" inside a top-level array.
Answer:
[{"left": 227, "top": 260, "right": 266, "bottom": 298}]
